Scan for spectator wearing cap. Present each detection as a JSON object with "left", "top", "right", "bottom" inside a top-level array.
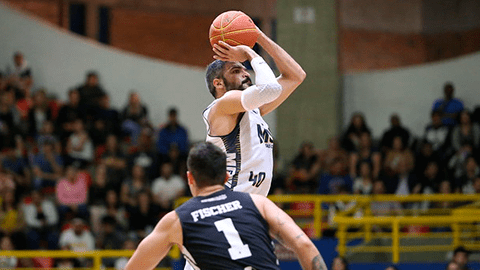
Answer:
[
  {"left": 432, "top": 82, "right": 464, "bottom": 127},
  {"left": 452, "top": 246, "right": 471, "bottom": 270},
  {"left": 32, "top": 139, "right": 63, "bottom": 191}
]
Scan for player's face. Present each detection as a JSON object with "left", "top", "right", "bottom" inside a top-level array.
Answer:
[{"left": 223, "top": 62, "right": 252, "bottom": 91}]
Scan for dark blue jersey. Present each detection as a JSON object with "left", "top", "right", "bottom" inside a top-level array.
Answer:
[{"left": 175, "top": 189, "right": 280, "bottom": 270}]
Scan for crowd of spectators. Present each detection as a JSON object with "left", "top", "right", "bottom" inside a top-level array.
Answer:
[
  {"left": 0, "top": 52, "right": 189, "bottom": 268},
  {"left": 277, "top": 82, "right": 480, "bottom": 203}
]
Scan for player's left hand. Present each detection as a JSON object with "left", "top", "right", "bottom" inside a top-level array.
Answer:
[{"left": 213, "top": 41, "right": 256, "bottom": 62}]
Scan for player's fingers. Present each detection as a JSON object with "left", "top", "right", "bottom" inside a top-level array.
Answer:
[
  {"left": 218, "top": 41, "right": 232, "bottom": 50},
  {"left": 214, "top": 44, "right": 230, "bottom": 55},
  {"left": 213, "top": 47, "right": 228, "bottom": 58}
]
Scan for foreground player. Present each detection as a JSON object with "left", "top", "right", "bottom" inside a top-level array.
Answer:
[
  {"left": 204, "top": 27, "right": 306, "bottom": 196},
  {"left": 125, "top": 142, "right": 326, "bottom": 270}
]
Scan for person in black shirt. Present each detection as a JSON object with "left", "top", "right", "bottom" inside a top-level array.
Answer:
[{"left": 125, "top": 142, "right": 326, "bottom": 270}]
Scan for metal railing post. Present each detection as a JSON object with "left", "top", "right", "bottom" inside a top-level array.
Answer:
[
  {"left": 392, "top": 220, "right": 400, "bottom": 264},
  {"left": 365, "top": 199, "right": 372, "bottom": 242},
  {"left": 453, "top": 223, "right": 460, "bottom": 247},
  {"left": 315, "top": 198, "right": 322, "bottom": 238},
  {"left": 93, "top": 251, "right": 102, "bottom": 270},
  {"left": 338, "top": 223, "right": 347, "bottom": 257}
]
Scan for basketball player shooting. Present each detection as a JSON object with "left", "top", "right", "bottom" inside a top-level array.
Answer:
[{"left": 204, "top": 24, "right": 306, "bottom": 197}]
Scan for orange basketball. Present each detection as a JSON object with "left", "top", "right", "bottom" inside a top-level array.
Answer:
[{"left": 209, "top": 11, "right": 259, "bottom": 48}]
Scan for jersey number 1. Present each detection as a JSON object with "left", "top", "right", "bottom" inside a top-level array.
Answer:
[{"left": 214, "top": 218, "right": 252, "bottom": 260}]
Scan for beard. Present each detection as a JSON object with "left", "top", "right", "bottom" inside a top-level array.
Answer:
[{"left": 224, "top": 77, "right": 253, "bottom": 91}]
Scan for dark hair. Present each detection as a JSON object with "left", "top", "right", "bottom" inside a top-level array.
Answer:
[
  {"left": 86, "top": 71, "right": 98, "bottom": 78},
  {"left": 187, "top": 142, "right": 227, "bottom": 188},
  {"left": 454, "top": 246, "right": 470, "bottom": 256},
  {"left": 444, "top": 82, "right": 454, "bottom": 91},
  {"left": 332, "top": 256, "right": 349, "bottom": 270},
  {"left": 205, "top": 60, "right": 227, "bottom": 98},
  {"left": 169, "top": 107, "right": 178, "bottom": 116}
]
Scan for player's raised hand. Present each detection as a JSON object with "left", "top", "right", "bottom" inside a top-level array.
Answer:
[{"left": 213, "top": 41, "right": 258, "bottom": 62}]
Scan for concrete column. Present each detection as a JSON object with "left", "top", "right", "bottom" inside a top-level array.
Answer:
[{"left": 276, "top": 0, "right": 339, "bottom": 160}]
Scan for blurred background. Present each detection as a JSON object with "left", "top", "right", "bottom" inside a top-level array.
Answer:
[{"left": 0, "top": 0, "right": 480, "bottom": 269}]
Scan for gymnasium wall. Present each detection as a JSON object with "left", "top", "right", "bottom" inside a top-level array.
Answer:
[
  {"left": 0, "top": 2, "right": 260, "bottom": 142},
  {"left": 342, "top": 51, "right": 480, "bottom": 139}
]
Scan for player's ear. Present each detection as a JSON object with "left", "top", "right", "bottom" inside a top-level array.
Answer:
[
  {"left": 223, "top": 173, "right": 229, "bottom": 184},
  {"left": 187, "top": 171, "right": 195, "bottom": 185},
  {"left": 213, "top": 78, "right": 224, "bottom": 89}
]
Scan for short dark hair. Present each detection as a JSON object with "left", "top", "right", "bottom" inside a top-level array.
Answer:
[
  {"left": 205, "top": 60, "right": 227, "bottom": 98},
  {"left": 187, "top": 142, "right": 226, "bottom": 188},
  {"left": 454, "top": 246, "right": 470, "bottom": 256},
  {"left": 86, "top": 71, "right": 98, "bottom": 78}
]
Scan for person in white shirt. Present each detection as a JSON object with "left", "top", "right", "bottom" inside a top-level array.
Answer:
[
  {"left": 23, "top": 190, "right": 59, "bottom": 249},
  {"left": 59, "top": 218, "right": 95, "bottom": 267},
  {"left": 151, "top": 162, "right": 185, "bottom": 210}
]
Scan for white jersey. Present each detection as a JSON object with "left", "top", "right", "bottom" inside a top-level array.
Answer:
[{"left": 203, "top": 100, "right": 274, "bottom": 196}]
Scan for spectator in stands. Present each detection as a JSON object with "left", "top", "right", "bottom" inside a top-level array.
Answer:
[
  {"left": 385, "top": 266, "right": 399, "bottom": 270},
  {"left": 341, "top": 112, "right": 371, "bottom": 152},
  {"left": 0, "top": 164, "right": 15, "bottom": 198},
  {"left": 451, "top": 110, "right": 480, "bottom": 155},
  {"left": 370, "top": 180, "right": 402, "bottom": 216},
  {"left": 8, "top": 52, "right": 33, "bottom": 94},
  {"left": 286, "top": 141, "right": 321, "bottom": 193},
  {"left": 32, "top": 140, "right": 63, "bottom": 191},
  {"left": 151, "top": 162, "right": 185, "bottom": 211},
  {"left": 380, "top": 114, "right": 410, "bottom": 153},
  {"left": 384, "top": 136, "right": 415, "bottom": 178},
  {"left": 437, "top": 180, "right": 453, "bottom": 209},
  {"left": 77, "top": 71, "right": 106, "bottom": 109},
  {"left": 120, "top": 164, "right": 149, "bottom": 206},
  {"left": 331, "top": 256, "right": 349, "bottom": 270},
  {"left": 66, "top": 118, "right": 94, "bottom": 168},
  {"left": 56, "top": 89, "right": 81, "bottom": 141},
  {"left": 127, "top": 128, "right": 158, "bottom": 180},
  {"left": 23, "top": 190, "right": 59, "bottom": 250},
  {"left": 353, "top": 161, "right": 373, "bottom": 195},
  {"left": 424, "top": 110, "right": 450, "bottom": 156},
  {"left": 114, "top": 239, "right": 137, "bottom": 270},
  {"left": 385, "top": 157, "right": 421, "bottom": 195},
  {"left": 0, "top": 235, "right": 18, "bottom": 268},
  {"left": 56, "top": 165, "right": 89, "bottom": 221},
  {"left": 0, "top": 190, "right": 25, "bottom": 238},
  {"left": 451, "top": 246, "right": 470, "bottom": 270},
  {"left": 456, "top": 156, "right": 479, "bottom": 194},
  {"left": 156, "top": 107, "right": 189, "bottom": 161},
  {"left": 59, "top": 218, "right": 95, "bottom": 267},
  {"left": 318, "top": 136, "right": 348, "bottom": 172},
  {"left": 89, "top": 164, "right": 108, "bottom": 206},
  {"left": 101, "top": 134, "right": 126, "bottom": 190},
  {"left": 126, "top": 190, "right": 160, "bottom": 239},
  {"left": 36, "top": 120, "right": 61, "bottom": 154},
  {"left": 165, "top": 144, "right": 187, "bottom": 177},
  {"left": 414, "top": 141, "right": 440, "bottom": 179},
  {"left": 473, "top": 176, "right": 480, "bottom": 194},
  {"left": 446, "top": 261, "right": 460, "bottom": 270},
  {"left": 317, "top": 157, "right": 352, "bottom": 194},
  {"left": 432, "top": 82, "right": 464, "bottom": 127},
  {"left": 2, "top": 139, "right": 31, "bottom": 193},
  {"left": 90, "top": 189, "right": 128, "bottom": 234},
  {"left": 0, "top": 72, "right": 6, "bottom": 92},
  {"left": 349, "top": 132, "right": 381, "bottom": 179},
  {"left": 91, "top": 95, "right": 121, "bottom": 146},
  {"left": 420, "top": 161, "right": 444, "bottom": 193},
  {"left": 27, "top": 89, "right": 53, "bottom": 138},
  {"left": 97, "top": 216, "right": 126, "bottom": 267},
  {"left": 121, "top": 91, "right": 149, "bottom": 144},
  {"left": 0, "top": 89, "right": 19, "bottom": 147}
]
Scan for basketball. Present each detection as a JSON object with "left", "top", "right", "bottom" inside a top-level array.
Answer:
[{"left": 209, "top": 11, "right": 259, "bottom": 48}]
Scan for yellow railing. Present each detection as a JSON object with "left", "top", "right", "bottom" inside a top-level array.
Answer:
[
  {"left": 0, "top": 248, "right": 179, "bottom": 270},
  {"left": 176, "top": 193, "right": 480, "bottom": 238},
  {"left": 334, "top": 215, "right": 480, "bottom": 264}
]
